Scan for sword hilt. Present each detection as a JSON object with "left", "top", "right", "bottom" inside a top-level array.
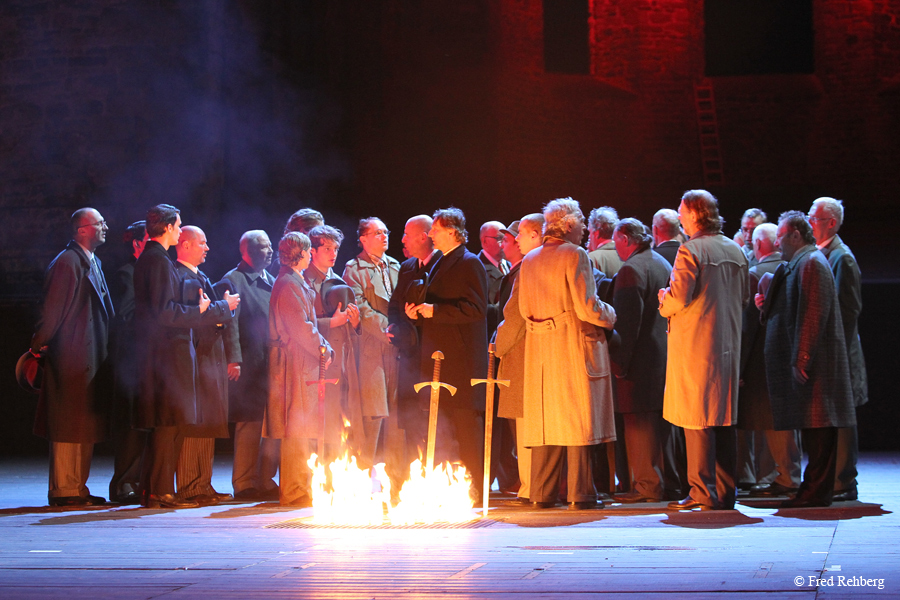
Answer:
[
  {"left": 318, "top": 344, "right": 327, "bottom": 378},
  {"left": 431, "top": 350, "right": 443, "bottom": 384}
]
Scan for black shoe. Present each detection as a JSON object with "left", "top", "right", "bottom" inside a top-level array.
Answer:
[
  {"left": 531, "top": 501, "right": 557, "bottom": 509},
  {"left": 234, "top": 487, "right": 261, "bottom": 501},
  {"left": 832, "top": 489, "right": 858, "bottom": 502},
  {"left": 613, "top": 491, "right": 661, "bottom": 504},
  {"left": 185, "top": 494, "right": 220, "bottom": 506},
  {"left": 748, "top": 482, "right": 799, "bottom": 498},
  {"left": 114, "top": 491, "right": 141, "bottom": 505},
  {"left": 667, "top": 497, "right": 712, "bottom": 511},
  {"left": 514, "top": 496, "right": 530, "bottom": 504},
  {"left": 781, "top": 496, "right": 831, "bottom": 508},
  {"left": 49, "top": 496, "right": 91, "bottom": 507},
  {"left": 568, "top": 500, "right": 603, "bottom": 510},
  {"left": 145, "top": 493, "right": 200, "bottom": 509},
  {"left": 208, "top": 490, "right": 234, "bottom": 503}
]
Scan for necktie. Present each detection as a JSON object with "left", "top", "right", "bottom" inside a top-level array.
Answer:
[
  {"left": 378, "top": 259, "right": 393, "bottom": 295},
  {"left": 90, "top": 256, "right": 107, "bottom": 299}
]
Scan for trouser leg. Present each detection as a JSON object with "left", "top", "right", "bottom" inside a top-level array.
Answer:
[
  {"left": 622, "top": 411, "right": 665, "bottom": 499},
  {"left": 684, "top": 428, "right": 719, "bottom": 508},
  {"left": 736, "top": 429, "right": 756, "bottom": 486},
  {"left": 714, "top": 426, "right": 737, "bottom": 509},
  {"left": 144, "top": 426, "right": 184, "bottom": 497},
  {"left": 233, "top": 421, "right": 263, "bottom": 493},
  {"left": 566, "top": 445, "right": 596, "bottom": 503},
  {"left": 449, "top": 408, "right": 484, "bottom": 503},
  {"left": 766, "top": 429, "right": 802, "bottom": 488},
  {"left": 360, "top": 416, "right": 384, "bottom": 469},
  {"left": 799, "top": 427, "right": 838, "bottom": 505},
  {"left": 834, "top": 424, "right": 859, "bottom": 493},
  {"left": 49, "top": 442, "right": 93, "bottom": 499},
  {"left": 514, "top": 417, "right": 531, "bottom": 500},
  {"left": 259, "top": 437, "right": 281, "bottom": 491},
  {"left": 280, "top": 437, "right": 312, "bottom": 504},
  {"left": 110, "top": 429, "right": 147, "bottom": 500},
  {"left": 530, "top": 445, "right": 564, "bottom": 504},
  {"left": 662, "top": 423, "right": 688, "bottom": 500},
  {"left": 177, "top": 437, "right": 214, "bottom": 497}
]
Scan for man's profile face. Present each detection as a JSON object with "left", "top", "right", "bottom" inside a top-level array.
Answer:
[
  {"left": 187, "top": 232, "right": 209, "bottom": 266},
  {"left": 164, "top": 214, "right": 183, "bottom": 247},
  {"left": 310, "top": 239, "right": 340, "bottom": 271},
  {"left": 741, "top": 217, "right": 760, "bottom": 248},
  {"left": 77, "top": 209, "right": 108, "bottom": 250},
  {"left": 428, "top": 221, "right": 457, "bottom": 254},
  {"left": 248, "top": 235, "right": 273, "bottom": 269},
  {"left": 612, "top": 230, "right": 632, "bottom": 261},
  {"left": 807, "top": 203, "right": 834, "bottom": 245},
  {"left": 402, "top": 222, "right": 426, "bottom": 258},
  {"left": 500, "top": 232, "right": 520, "bottom": 262},
  {"left": 677, "top": 201, "right": 697, "bottom": 238},
  {"left": 516, "top": 223, "right": 541, "bottom": 255},
  {"left": 480, "top": 225, "right": 503, "bottom": 260},
  {"left": 566, "top": 215, "right": 586, "bottom": 246},
  {"left": 360, "top": 219, "right": 389, "bottom": 258},
  {"left": 775, "top": 222, "right": 799, "bottom": 261}
]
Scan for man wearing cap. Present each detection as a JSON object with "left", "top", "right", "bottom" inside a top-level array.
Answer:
[
  {"left": 31, "top": 207, "right": 114, "bottom": 507},
  {"left": 343, "top": 217, "right": 402, "bottom": 474},
  {"left": 304, "top": 225, "right": 362, "bottom": 460}
]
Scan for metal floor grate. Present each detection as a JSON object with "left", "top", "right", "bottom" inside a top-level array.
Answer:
[{"left": 266, "top": 518, "right": 499, "bottom": 530}]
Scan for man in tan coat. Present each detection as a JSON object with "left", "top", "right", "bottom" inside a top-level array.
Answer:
[
  {"left": 512, "top": 198, "right": 617, "bottom": 510},
  {"left": 659, "top": 190, "right": 749, "bottom": 511}
]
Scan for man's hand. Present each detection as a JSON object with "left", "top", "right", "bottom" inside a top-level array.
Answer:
[
  {"left": 792, "top": 366, "right": 809, "bottom": 385},
  {"left": 224, "top": 291, "right": 241, "bottom": 311},
  {"left": 411, "top": 303, "right": 434, "bottom": 319},
  {"left": 199, "top": 289, "right": 211, "bottom": 313},
  {"left": 755, "top": 292, "right": 765, "bottom": 310},
  {"left": 227, "top": 363, "right": 241, "bottom": 381},
  {"left": 346, "top": 303, "right": 360, "bottom": 328},
  {"left": 331, "top": 302, "right": 351, "bottom": 328},
  {"left": 657, "top": 288, "right": 668, "bottom": 305}
]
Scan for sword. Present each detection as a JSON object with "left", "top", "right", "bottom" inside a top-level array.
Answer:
[
  {"left": 470, "top": 343, "right": 510, "bottom": 517},
  {"left": 306, "top": 345, "right": 338, "bottom": 460},
  {"left": 414, "top": 351, "right": 457, "bottom": 472}
]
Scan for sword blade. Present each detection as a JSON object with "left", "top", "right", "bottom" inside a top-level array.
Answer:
[{"left": 482, "top": 346, "right": 497, "bottom": 517}]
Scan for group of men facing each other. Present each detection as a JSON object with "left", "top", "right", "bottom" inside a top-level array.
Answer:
[{"left": 29, "top": 190, "right": 865, "bottom": 511}]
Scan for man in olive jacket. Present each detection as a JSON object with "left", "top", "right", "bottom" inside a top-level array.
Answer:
[{"left": 31, "top": 208, "right": 114, "bottom": 507}]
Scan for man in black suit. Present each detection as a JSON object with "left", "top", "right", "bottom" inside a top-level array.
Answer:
[
  {"left": 222, "top": 230, "right": 279, "bottom": 501},
  {"left": 109, "top": 220, "right": 149, "bottom": 504},
  {"left": 608, "top": 219, "right": 672, "bottom": 503},
  {"left": 134, "top": 204, "right": 238, "bottom": 508},
  {"left": 406, "top": 208, "right": 489, "bottom": 499},
  {"left": 651, "top": 208, "right": 681, "bottom": 267},
  {"left": 808, "top": 197, "right": 868, "bottom": 502},
  {"left": 478, "top": 221, "right": 509, "bottom": 308},
  {"left": 31, "top": 207, "right": 114, "bottom": 507},
  {"left": 388, "top": 215, "right": 441, "bottom": 469},
  {"left": 174, "top": 226, "right": 236, "bottom": 505}
]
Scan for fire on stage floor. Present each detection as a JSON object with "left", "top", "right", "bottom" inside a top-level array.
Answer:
[{"left": 0, "top": 453, "right": 897, "bottom": 599}]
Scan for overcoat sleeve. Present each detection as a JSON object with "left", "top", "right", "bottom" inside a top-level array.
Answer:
[
  {"left": 342, "top": 262, "right": 391, "bottom": 345},
  {"left": 494, "top": 277, "right": 525, "bottom": 358},
  {"left": 568, "top": 247, "right": 616, "bottom": 329},
  {"left": 610, "top": 263, "right": 642, "bottom": 376},
  {"left": 31, "top": 253, "right": 79, "bottom": 352},
  {"left": 794, "top": 258, "right": 833, "bottom": 372}
]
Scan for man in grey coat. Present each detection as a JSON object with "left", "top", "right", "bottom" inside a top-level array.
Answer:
[
  {"left": 759, "top": 211, "right": 856, "bottom": 507},
  {"left": 31, "top": 208, "right": 114, "bottom": 506},
  {"left": 808, "top": 197, "right": 867, "bottom": 502}
]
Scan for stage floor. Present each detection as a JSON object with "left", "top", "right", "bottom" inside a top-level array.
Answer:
[{"left": 0, "top": 453, "right": 897, "bottom": 599}]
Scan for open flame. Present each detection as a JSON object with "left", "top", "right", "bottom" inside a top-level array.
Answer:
[{"left": 305, "top": 421, "right": 476, "bottom": 525}]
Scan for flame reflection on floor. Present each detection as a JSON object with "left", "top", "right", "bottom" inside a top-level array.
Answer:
[{"left": 307, "top": 453, "right": 476, "bottom": 526}]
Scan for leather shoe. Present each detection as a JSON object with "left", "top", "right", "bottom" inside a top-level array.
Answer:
[
  {"left": 613, "top": 491, "right": 661, "bottom": 504},
  {"left": 145, "top": 493, "right": 200, "bottom": 509},
  {"left": 667, "top": 497, "right": 712, "bottom": 511},
  {"left": 114, "top": 491, "right": 141, "bottom": 505},
  {"left": 514, "top": 496, "right": 530, "bottom": 504},
  {"left": 281, "top": 497, "right": 313, "bottom": 508},
  {"left": 781, "top": 496, "right": 831, "bottom": 508},
  {"left": 209, "top": 491, "right": 234, "bottom": 503},
  {"left": 531, "top": 501, "right": 557, "bottom": 509},
  {"left": 49, "top": 496, "right": 90, "bottom": 507},
  {"left": 832, "top": 489, "right": 858, "bottom": 502},
  {"left": 568, "top": 500, "right": 603, "bottom": 510},
  {"left": 186, "top": 494, "right": 220, "bottom": 506},
  {"left": 748, "top": 482, "right": 798, "bottom": 498}
]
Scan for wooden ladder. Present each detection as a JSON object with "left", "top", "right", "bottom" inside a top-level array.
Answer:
[{"left": 694, "top": 81, "right": 724, "bottom": 185}]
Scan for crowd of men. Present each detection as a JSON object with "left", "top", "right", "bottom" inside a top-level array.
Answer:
[{"left": 26, "top": 190, "right": 866, "bottom": 510}]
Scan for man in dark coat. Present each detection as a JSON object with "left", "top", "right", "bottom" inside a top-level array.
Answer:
[
  {"left": 174, "top": 226, "right": 235, "bottom": 505},
  {"left": 222, "top": 230, "right": 279, "bottom": 501},
  {"left": 478, "top": 221, "right": 509, "bottom": 308},
  {"left": 406, "top": 208, "right": 489, "bottom": 501},
  {"left": 387, "top": 215, "right": 441, "bottom": 469},
  {"left": 651, "top": 208, "right": 682, "bottom": 267},
  {"left": 809, "top": 197, "right": 868, "bottom": 502},
  {"left": 108, "top": 220, "right": 149, "bottom": 504},
  {"left": 134, "top": 204, "right": 238, "bottom": 509},
  {"left": 608, "top": 218, "right": 672, "bottom": 504},
  {"left": 31, "top": 207, "right": 114, "bottom": 507},
  {"left": 760, "top": 211, "right": 855, "bottom": 507}
]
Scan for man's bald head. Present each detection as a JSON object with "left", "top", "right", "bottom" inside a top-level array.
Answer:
[
  {"left": 177, "top": 225, "right": 209, "bottom": 267},
  {"left": 239, "top": 230, "right": 273, "bottom": 271},
  {"left": 403, "top": 215, "right": 434, "bottom": 260},
  {"left": 480, "top": 220, "right": 505, "bottom": 261}
]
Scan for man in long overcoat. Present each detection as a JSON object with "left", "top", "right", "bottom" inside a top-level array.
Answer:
[
  {"left": 31, "top": 208, "right": 114, "bottom": 506},
  {"left": 405, "top": 208, "right": 489, "bottom": 501},
  {"left": 760, "top": 211, "right": 856, "bottom": 507},
  {"left": 265, "top": 232, "right": 332, "bottom": 507},
  {"left": 134, "top": 204, "right": 237, "bottom": 508},
  {"left": 222, "top": 230, "right": 279, "bottom": 501},
  {"left": 608, "top": 218, "right": 672, "bottom": 503},
  {"left": 808, "top": 197, "right": 867, "bottom": 502},
  {"left": 343, "top": 217, "right": 402, "bottom": 476},
  {"left": 659, "top": 190, "right": 749, "bottom": 511},
  {"left": 513, "top": 198, "right": 617, "bottom": 510},
  {"left": 738, "top": 224, "right": 801, "bottom": 497},
  {"left": 174, "top": 226, "right": 234, "bottom": 504}
]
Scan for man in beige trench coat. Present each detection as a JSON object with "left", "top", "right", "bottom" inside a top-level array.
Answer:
[
  {"left": 659, "top": 190, "right": 749, "bottom": 511},
  {"left": 511, "top": 198, "right": 617, "bottom": 510}
]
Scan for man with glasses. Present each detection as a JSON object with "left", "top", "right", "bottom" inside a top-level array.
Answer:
[
  {"left": 31, "top": 208, "right": 115, "bottom": 506},
  {"left": 478, "top": 221, "right": 509, "bottom": 306}
]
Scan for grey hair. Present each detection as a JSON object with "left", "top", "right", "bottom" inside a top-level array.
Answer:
[
  {"left": 587, "top": 206, "right": 619, "bottom": 239},
  {"left": 543, "top": 197, "right": 584, "bottom": 240},
  {"left": 812, "top": 197, "right": 844, "bottom": 228},
  {"left": 741, "top": 208, "right": 768, "bottom": 224},
  {"left": 751, "top": 222, "right": 777, "bottom": 245},
  {"left": 615, "top": 218, "right": 652, "bottom": 251},
  {"left": 652, "top": 208, "right": 680, "bottom": 239}
]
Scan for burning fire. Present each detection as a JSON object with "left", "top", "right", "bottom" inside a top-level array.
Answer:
[{"left": 305, "top": 422, "right": 476, "bottom": 525}]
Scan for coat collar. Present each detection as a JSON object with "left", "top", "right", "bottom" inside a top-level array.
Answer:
[
  {"left": 428, "top": 244, "right": 465, "bottom": 287},
  {"left": 237, "top": 260, "right": 273, "bottom": 284},
  {"left": 786, "top": 244, "right": 816, "bottom": 272}
]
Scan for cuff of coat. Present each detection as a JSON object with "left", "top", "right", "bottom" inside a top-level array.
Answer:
[{"left": 796, "top": 350, "right": 811, "bottom": 371}]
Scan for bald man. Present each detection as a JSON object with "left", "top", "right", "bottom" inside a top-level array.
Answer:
[
  {"left": 31, "top": 208, "right": 114, "bottom": 506},
  {"left": 479, "top": 221, "right": 510, "bottom": 306},
  {"left": 173, "top": 226, "right": 240, "bottom": 505}
]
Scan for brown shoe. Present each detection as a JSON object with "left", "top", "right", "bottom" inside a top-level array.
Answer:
[{"left": 145, "top": 493, "right": 200, "bottom": 509}]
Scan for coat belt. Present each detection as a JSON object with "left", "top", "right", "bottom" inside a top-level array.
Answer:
[{"left": 525, "top": 310, "right": 573, "bottom": 333}]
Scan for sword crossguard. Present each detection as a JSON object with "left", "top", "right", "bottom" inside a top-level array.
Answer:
[
  {"left": 414, "top": 381, "right": 457, "bottom": 395},
  {"left": 471, "top": 378, "right": 510, "bottom": 388}
]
